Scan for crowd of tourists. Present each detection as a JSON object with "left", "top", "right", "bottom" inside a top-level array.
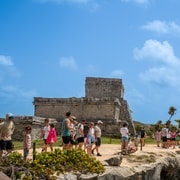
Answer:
[
  {"left": 61, "top": 111, "right": 103, "bottom": 156},
  {"left": 120, "top": 122, "right": 180, "bottom": 154},
  {"left": 154, "top": 124, "right": 180, "bottom": 149},
  {"left": 0, "top": 111, "right": 103, "bottom": 160}
]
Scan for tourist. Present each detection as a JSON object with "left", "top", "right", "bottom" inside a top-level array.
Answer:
[
  {"left": 0, "top": 113, "right": 15, "bottom": 157},
  {"left": 69, "top": 116, "right": 78, "bottom": 149},
  {"left": 170, "top": 129, "right": 176, "bottom": 149},
  {"left": 139, "top": 126, "right": 146, "bottom": 147},
  {"left": 41, "top": 118, "right": 50, "bottom": 152},
  {"left": 87, "top": 122, "right": 95, "bottom": 155},
  {"left": 23, "top": 125, "right": 32, "bottom": 160},
  {"left": 167, "top": 129, "right": 171, "bottom": 148},
  {"left": 120, "top": 123, "right": 129, "bottom": 153},
  {"left": 46, "top": 123, "right": 57, "bottom": 151},
  {"left": 92, "top": 120, "right": 103, "bottom": 156},
  {"left": 161, "top": 124, "right": 168, "bottom": 148},
  {"left": 83, "top": 121, "right": 89, "bottom": 151},
  {"left": 127, "top": 137, "right": 138, "bottom": 153},
  {"left": 155, "top": 129, "right": 162, "bottom": 147},
  {"left": 61, "top": 111, "right": 74, "bottom": 150},
  {"left": 75, "top": 119, "right": 85, "bottom": 149}
]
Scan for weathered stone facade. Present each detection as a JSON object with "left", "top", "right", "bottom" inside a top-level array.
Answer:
[
  {"left": 33, "top": 77, "right": 136, "bottom": 135},
  {"left": 10, "top": 116, "right": 57, "bottom": 141}
]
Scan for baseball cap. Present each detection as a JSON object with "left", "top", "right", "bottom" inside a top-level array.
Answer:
[
  {"left": 97, "top": 120, "right": 103, "bottom": 124},
  {"left": 6, "top": 113, "right": 14, "bottom": 118}
]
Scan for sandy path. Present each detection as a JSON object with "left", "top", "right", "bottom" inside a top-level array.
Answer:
[{"left": 16, "top": 144, "right": 180, "bottom": 167}]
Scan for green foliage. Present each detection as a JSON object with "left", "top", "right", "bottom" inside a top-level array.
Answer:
[{"left": 0, "top": 149, "right": 105, "bottom": 179}]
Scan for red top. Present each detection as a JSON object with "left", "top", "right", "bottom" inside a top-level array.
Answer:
[{"left": 46, "top": 127, "right": 57, "bottom": 144}]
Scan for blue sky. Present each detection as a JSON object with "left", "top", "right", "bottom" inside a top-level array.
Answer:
[{"left": 1, "top": 0, "right": 180, "bottom": 125}]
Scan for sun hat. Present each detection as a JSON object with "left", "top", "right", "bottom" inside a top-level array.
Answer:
[
  {"left": 97, "top": 120, "right": 103, "bottom": 124},
  {"left": 6, "top": 113, "right": 14, "bottom": 118}
]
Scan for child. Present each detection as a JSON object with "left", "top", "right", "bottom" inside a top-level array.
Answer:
[
  {"left": 127, "top": 137, "right": 138, "bottom": 153},
  {"left": 46, "top": 124, "right": 57, "bottom": 151},
  {"left": 41, "top": 118, "right": 50, "bottom": 152},
  {"left": 23, "top": 126, "right": 32, "bottom": 160}
]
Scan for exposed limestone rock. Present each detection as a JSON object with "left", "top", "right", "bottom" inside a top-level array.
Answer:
[
  {"left": 55, "top": 154, "right": 180, "bottom": 180},
  {"left": 104, "top": 155, "right": 123, "bottom": 166}
]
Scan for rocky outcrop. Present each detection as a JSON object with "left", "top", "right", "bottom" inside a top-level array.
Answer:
[
  {"left": 101, "top": 155, "right": 180, "bottom": 180},
  {"left": 55, "top": 153, "right": 180, "bottom": 180}
]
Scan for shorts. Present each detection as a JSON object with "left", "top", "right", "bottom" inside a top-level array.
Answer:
[
  {"left": 122, "top": 136, "right": 129, "bottom": 142},
  {"left": 162, "top": 136, "right": 167, "bottom": 142},
  {"left": 2, "top": 140, "right": 13, "bottom": 150},
  {"left": 62, "top": 136, "right": 71, "bottom": 144},
  {"left": 95, "top": 137, "right": 101, "bottom": 146},
  {"left": 88, "top": 135, "right": 95, "bottom": 144},
  {"left": 76, "top": 137, "right": 84, "bottom": 143}
]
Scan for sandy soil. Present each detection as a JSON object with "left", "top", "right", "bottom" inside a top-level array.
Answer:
[{"left": 16, "top": 144, "right": 180, "bottom": 167}]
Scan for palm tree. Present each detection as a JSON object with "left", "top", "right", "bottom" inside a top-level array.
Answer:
[{"left": 168, "top": 106, "right": 177, "bottom": 121}]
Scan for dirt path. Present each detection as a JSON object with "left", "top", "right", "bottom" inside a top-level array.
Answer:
[{"left": 16, "top": 144, "right": 180, "bottom": 167}]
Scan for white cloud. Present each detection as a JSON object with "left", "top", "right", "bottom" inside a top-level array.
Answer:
[
  {"left": 110, "top": 70, "right": 124, "bottom": 77},
  {"left": 59, "top": 56, "right": 78, "bottom": 70},
  {"left": 121, "top": 0, "right": 149, "bottom": 5},
  {"left": 0, "top": 55, "right": 21, "bottom": 80},
  {"left": 0, "top": 55, "right": 14, "bottom": 66},
  {"left": 134, "top": 39, "right": 180, "bottom": 88},
  {"left": 134, "top": 39, "right": 180, "bottom": 66},
  {"left": 141, "top": 20, "right": 180, "bottom": 35}
]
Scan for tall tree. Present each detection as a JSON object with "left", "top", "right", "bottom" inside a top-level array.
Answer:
[{"left": 168, "top": 106, "right": 177, "bottom": 120}]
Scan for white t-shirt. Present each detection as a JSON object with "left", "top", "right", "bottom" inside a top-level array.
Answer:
[
  {"left": 43, "top": 125, "right": 50, "bottom": 139},
  {"left": 95, "top": 125, "right": 101, "bottom": 138},
  {"left": 120, "top": 127, "right": 129, "bottom": 137}
]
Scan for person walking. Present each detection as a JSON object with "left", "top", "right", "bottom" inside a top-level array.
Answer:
[
  {"left": 87, "top": 122, "right": 95, "bottom": 155},
  {"left": 155, "top": 129, "right": 162, "bottom": 147},
  {"left": 140, "top": 126, "right": 146, "bottom": 147},
  {"left": 41, "top": 118, "right": 50, "bottom": 152},
  {"left": 23, "top": 126, "right": 32, "bottom": 160},
  {"left": 161, "top": 124, "right": 168, "bottom": 148},
  {"left": 46, "top": 123, "right": 57, "bottom": 151},
  {"left": 0, "top": 113, "right": 15, "bottom": 157},
  {"left": 61, "top": 111, "right": 74, "bottom": 150},
  {"left": 75, "top": 119, "right": 85, "bottom": 149},
  {"left": 92, "top": 120, "right": 103, "bottom": 156}
]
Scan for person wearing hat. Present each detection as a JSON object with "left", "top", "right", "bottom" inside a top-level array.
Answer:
[
  {"left": 0, "top": 113, "right": 15, "bottom": 157},
  {"left": 92, "top": 120, "right": 103, "bottom": 156}
]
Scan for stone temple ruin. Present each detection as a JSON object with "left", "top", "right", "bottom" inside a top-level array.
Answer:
[{"left": 33, "top": 77, "right": 136, "bottom": 136}]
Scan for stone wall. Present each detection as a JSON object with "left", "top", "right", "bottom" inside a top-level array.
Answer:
[
  {"left": 8, "top": 116, "right": 58, "bottom": 141},
  {"left": 85, "top": 77, "right": 124, "bottom": 98}
]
